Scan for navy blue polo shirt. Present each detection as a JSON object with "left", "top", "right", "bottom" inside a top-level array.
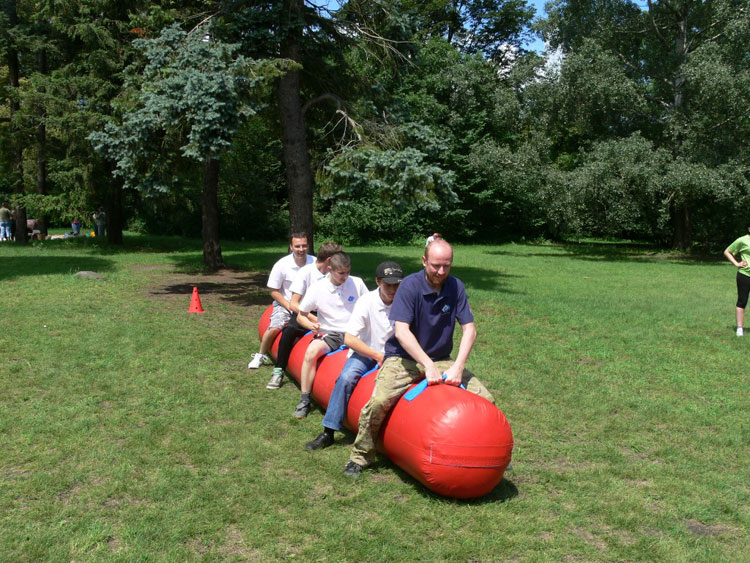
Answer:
[{"left": 385, "top": 269, "right": 474, "bottom": 361}]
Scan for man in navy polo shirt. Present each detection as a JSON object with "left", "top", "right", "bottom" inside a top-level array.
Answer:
[{"left": 343, "top": 239, "right": 495, "bottom": 477}]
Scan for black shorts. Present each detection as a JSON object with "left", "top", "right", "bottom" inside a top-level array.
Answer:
[
  {"left": 736, "top": 271, "right": 750, "bottom": 308},
  {"left": 315, "top": 330, "right": 345, "bottom": 351}
]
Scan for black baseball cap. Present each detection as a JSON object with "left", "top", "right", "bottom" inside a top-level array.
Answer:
[{"left": 376, "top": 261, "right": 404, "bottom": 284}]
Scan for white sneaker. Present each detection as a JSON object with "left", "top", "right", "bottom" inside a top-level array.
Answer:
[
  {"left": 266, "top": 368, "right": 284, "bottom": 389},
  {"left": 248, "top": 353, "right": 269, "bottom": 369},
  {"left": 737, "top": 328, "right": 744, "bottom": 337}
]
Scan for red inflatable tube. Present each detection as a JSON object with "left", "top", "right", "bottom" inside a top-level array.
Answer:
[{"left": 259, "top": 306, "right": 513, "bottom": 498}]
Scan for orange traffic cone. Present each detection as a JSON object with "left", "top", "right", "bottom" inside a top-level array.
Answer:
[{"left": 188, "top": 286, "right": 205, "bottom": 313}]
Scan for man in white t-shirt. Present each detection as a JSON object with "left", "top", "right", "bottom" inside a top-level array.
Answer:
[
  {"left": 248, "top": 233, "right": 314, "bottom": 369},
  {"left": 294, "top": 251, "right": 368, "bottom": 419},
  {"left": 265, "top": 242, "right": 342, "bottom": 389},
  {"left": 305, "top": 261, "right": 403, "bottom": 450}
]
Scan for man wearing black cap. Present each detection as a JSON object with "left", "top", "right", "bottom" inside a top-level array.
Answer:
[{"left": 305, "top": 261, "right": 404, "bottom": 450}]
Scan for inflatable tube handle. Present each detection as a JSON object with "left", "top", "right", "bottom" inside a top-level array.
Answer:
[
  {"left": 404, "top": 375, "right": 465, "bottom": 401},
  {"left": 325, "top": 345, "right": 347, "bottom": 356}
]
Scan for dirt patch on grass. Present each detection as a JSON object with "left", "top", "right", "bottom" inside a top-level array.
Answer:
[
  {"left": 625, "top": 478, "right": 652, "bottom": 488},
  {"left": 576, "top": 356, "right": 602, "bottom": 367},
  {"left": 369, "top": 471, "right": 398, "bottom": 485},
  {"left": 58, "top": 481, "right": 86, "bottom": 502},
  {"left": 108, "top": 536, "right": 122, "bottom": 553},
  {"left": 620, "top": 446, "right": 662, "bottom": 465},
  {"left": 686, "top": 519, "right": 738, "bottom": 537},
  {"left": 135, "top": 265, "right": 270, "bottom": 309},
  {"left": 218, "top": 527, "right": 261, "bottom": 559},
  {"left": 575, "top": 529, "right": 607, "bottom": 550},
  {"left": 313, "top": 483, "right": 334, "bottom": 498},
  {"left": 4, "top": 466, "right": 32, "bottom": 479}
]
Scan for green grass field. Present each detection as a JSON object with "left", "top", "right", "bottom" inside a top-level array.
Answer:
[{"left": 2, "top": 235, "right": 749, "bottom": 561}]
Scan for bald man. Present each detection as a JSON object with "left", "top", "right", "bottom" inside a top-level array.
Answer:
[{"left": 344, "top": 239, "right": 495, "bottom": 477}]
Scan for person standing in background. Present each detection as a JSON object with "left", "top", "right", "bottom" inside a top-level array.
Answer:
[
  {"left": 724, "top": 227, "right": 750, "bottom": 336},
  {"left": 92, "top": 208, "right": 107, "bottom": 238}
]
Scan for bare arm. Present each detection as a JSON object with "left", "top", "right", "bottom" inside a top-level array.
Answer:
[
  {"left": 269, "top": 289, "right": 290, "bottom": 311},
  {"left": 288, "top": 293, "right": 302, "bottom": 314},
  {"left": 442, "top": 322, "right": 476, "bottom": 386},
  {"left": 344, "top": 333, "right": 385, "bottom": 366},
  {"left": 297, "top": 311, "right": 320, "bottom": 334},
  {"left": 724, "top": 248, "right": 747, "bottom": 268}
]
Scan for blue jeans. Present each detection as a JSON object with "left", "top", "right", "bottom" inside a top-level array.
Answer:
[
  {"left": 0, "top": 221, "right": 11, "bottom": 239},
  {"left": 322, "top": 352, "right": 377, "bottom": 432}
]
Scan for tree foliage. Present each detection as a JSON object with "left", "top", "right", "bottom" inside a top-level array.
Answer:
[
  {"left": 91, "top": 24, "right": 283, "bottom": 191},
  {"left": 2, "top": 0, "right": 749, "bottom": 250},
  {"left": 529, "top": 0, "right": 750, "bottom": 247},
  {"left": 89, "top": 22, "right": 285, "bottom": 268}
]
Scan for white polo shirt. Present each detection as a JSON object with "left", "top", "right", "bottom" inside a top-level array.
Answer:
[
  {"left": 345, "top": 288, "right": 395, "bottom": 353},
  {"left": 289, "top": 262, "right": 327, "bottom": 297},
  {"left": 267, "top": 253, "right": 315, "bottom": 303},
  {"left": 299, "top": 275, "right": 369, "bottom": 332}
]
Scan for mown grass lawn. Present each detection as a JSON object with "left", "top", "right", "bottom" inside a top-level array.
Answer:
[{"left": 1, "top": 235, "right": 748, "bottom": 561}]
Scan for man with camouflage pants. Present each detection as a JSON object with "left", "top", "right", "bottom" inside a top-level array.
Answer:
[{"left": 343, "top": 239, "right": 494, "bottom": 477}]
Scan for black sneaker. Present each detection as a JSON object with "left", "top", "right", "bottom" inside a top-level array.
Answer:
[
  {"left": 343, "top": 460, "right": 364, "bottom": 478},
  {"left": 294, "top": 400, "right": 311, "bottom": 419},
  {"left": 305, "top": 432, "right": 334, "bottom": 451}
]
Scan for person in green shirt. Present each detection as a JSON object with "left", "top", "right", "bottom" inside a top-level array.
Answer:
[{"left": 724, "top": 229, "right": 750, "bottom": 336}]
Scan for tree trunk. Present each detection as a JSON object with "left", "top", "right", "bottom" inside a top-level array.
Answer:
[
  {"left": 202, "top": 157, "right": 225, "bottom": 271},
  {"left": 106, "top": 164, "right": 124, "bottom": 245},
  {"left": 672, "top": 201, "right": 691, "bottom": 250},
  {"left": 278, "top": 0, "right": 315, "bottom": 250},
  {"left": 36, "top": 48, "right": 49, "bottom": 236},
  {"left": 670, "top": 6, "right": 689, "bottom": 250},
  {"left": 6, "top": 0, "right": 27, "bottom": 243}
]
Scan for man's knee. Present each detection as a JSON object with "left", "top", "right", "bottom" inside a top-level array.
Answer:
[
  {"left": 359, "top": 388, "right": 393, "bottom": 421},
  {"left": 468, "top": 378, "right": 495, "bottom": 405},
  {"left": 303, "top": 341, "right": 328, "bottom": 363},
  {"left": 265, "top": 326, "right": 282, "bottom": 337},
  {"left": 338, "top": 368, "right": 361, "bottom": 387}
]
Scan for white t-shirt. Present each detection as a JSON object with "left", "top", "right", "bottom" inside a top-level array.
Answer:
[
  {"left": 299, "top": 275, "right": 369, "bottom": 332},
  {"left": 267, "top": 253, "right": 315, "bottom": 303},
  {"left": 289, "top": 262, "right": 327, "bottom": 297},
  {"left": 345, "top": 288, "right": 395, "bottom": 353}
]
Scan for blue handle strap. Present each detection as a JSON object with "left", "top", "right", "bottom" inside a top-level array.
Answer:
[
  {"left": 404, "top": 375, "right": 465, "bottom": 401},
  {"left": 325, "top": 345, "right": 347, "bottom": 356},
  {"left": 403, "top": 379, "right": 429, "bottom": 401}
]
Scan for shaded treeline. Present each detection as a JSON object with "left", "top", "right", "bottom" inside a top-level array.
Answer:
[{"left": 2, "top": 1, "right": 749, "bottom": 268}]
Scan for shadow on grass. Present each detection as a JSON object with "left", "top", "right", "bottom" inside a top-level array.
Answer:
[
  {"left": 457, "top": 266, "right": 524, "bottom": 294},
  {"left": 0, "top": 255, "right": 117, "bottom": 281},
  {"left": 220, "top": 250, "right": 521, "bottom": 294},
  {"left": 384, "top": 462, "right": 519, "bottom": 504},
  {"left": 24, "top": 233, "right": 204, "bottom": 255},
  {"left": 219, "top": 250, "right": 428, "bottom": 283},
  {"left": 487, "top": 241, "right": 724, "bottom": 266},
  {"left": 150, "top": 272, "right": 270, "bottom": 307}
]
